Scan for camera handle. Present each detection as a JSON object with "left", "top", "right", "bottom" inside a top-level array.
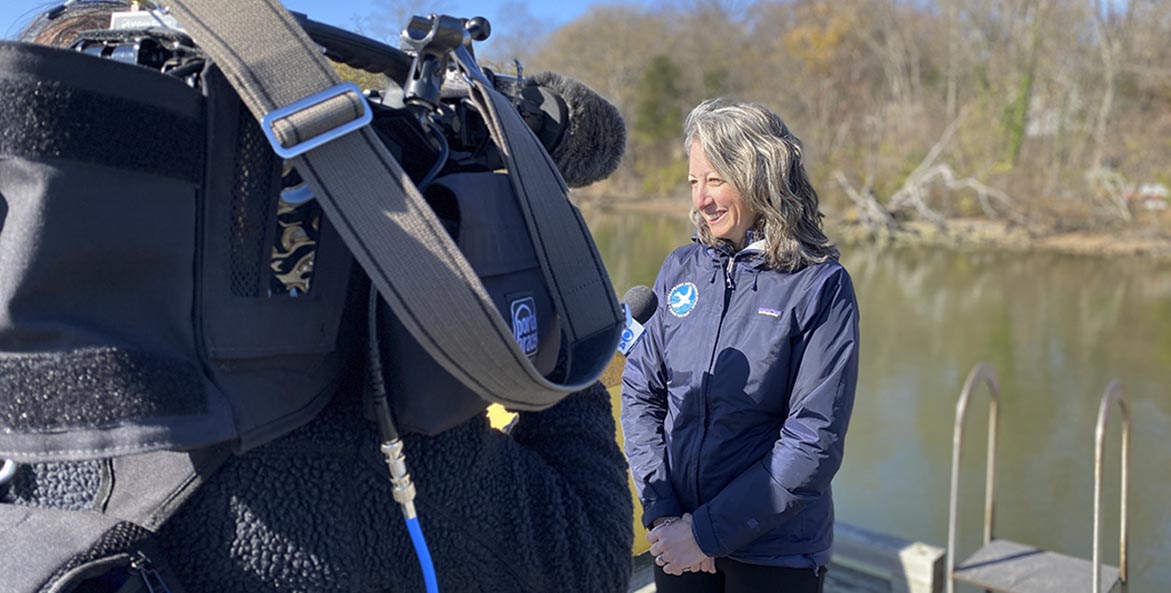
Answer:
[{"left": 401, "top": 14, "right": 492, "bottom": 119}]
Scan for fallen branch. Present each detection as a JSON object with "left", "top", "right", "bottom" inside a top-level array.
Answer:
[
  {"left": 913, "top": 164, "right": 1024, "bottom": 225},
  {"left": 886, "top": 119, "right": 963, "bottom": 229},
  {"left": 834, "top": 170, "right": 899, "bottom": 237}
]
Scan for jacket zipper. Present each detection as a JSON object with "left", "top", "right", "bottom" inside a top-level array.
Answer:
[{"left": 694, "top": 254, "right": 736, "bottom": 506}]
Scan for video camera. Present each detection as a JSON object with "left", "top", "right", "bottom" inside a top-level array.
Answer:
[
  {"left": 0, "top": 2, "right": 625, "bottom": 464},
  {"left": 65, "top": 8, "right": 611, "bottom": 190}
]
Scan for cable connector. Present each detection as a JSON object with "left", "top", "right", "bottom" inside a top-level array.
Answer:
[{"left": 380, "top": 438, "right": 418, "bottom": 519}]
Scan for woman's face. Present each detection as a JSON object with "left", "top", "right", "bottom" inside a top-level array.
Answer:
[{"left": 689, "top": 142, "right": 755, "bottom": 249}]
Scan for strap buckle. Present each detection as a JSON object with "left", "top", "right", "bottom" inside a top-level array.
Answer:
[
  {"left": 260, "top": 82, "right": 372, "bottom": 159},
  {"left": 0, "top": 458, "right": 15, "bottom": 485}
]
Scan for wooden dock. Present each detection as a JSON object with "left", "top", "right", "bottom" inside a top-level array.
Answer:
[{"left": 627, "top": 521, "right": 945, "bottom": 593}]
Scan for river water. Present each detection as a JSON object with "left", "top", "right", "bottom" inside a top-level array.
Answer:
[{"left": 582, "top": 206, "right": 1171, "bottom": 591}]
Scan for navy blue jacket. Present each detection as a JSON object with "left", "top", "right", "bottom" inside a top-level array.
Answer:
[{"left": 621, "top": 239, "right": 859, "bottom": 567}]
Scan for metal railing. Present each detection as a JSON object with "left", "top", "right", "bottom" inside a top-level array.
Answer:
[
  {"left": 1093, "top": 381, "right": 1129, "bottom": 593},
  {"left": 946, "top": 362, "right": 1000, "bottom": 593}
]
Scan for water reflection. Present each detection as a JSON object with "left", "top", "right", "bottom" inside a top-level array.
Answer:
[{"left": 582, "top": 206, "right": 1171, "bottom": 591}]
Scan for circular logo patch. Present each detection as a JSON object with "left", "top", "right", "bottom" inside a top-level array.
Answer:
[
  {"left": 667, "top": 282, "right": 699, "bottom": 317},
  {"left": 510, "top": 297, "right": 539, "bottom": 358}
]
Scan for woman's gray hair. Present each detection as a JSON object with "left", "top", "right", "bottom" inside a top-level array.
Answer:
[{"left": 684, "top": 98, "right": 838, "bottom": 271}]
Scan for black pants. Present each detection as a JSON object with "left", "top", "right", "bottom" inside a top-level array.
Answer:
[{"left": 653, "top": 559, "right": 825, "bottom": 593}]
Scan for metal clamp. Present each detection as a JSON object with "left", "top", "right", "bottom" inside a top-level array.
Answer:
[
  {"left": 400, "top": 14, "right": 493, "bottom": 112},
  {"left": 260, "top": 82, "right": 372, "bottom": 159}
]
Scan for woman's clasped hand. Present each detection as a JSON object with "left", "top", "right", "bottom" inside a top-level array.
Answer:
[{"left": 648, "top": 514, "right": 716, "bottom": 575}]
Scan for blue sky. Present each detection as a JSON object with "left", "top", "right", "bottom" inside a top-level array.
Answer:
[{"left": 2, "top": 1, "right": 643, "bottom": 44}]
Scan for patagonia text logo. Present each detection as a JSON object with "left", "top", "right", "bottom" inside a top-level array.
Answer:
[
  {"left": 757, "top": 307, "right": 782, "bottom": 319},
  {"left": 511, "top": 297, "right": 539, "bottom": 358}
]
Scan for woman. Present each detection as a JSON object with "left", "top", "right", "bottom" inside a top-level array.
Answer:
[{"left": 621, "top": 98, "right": 859, "bottom": 593}]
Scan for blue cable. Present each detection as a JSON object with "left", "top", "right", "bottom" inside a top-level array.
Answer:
[
  {"left": 405, "top": 516, "right": 440, "bottom": 593},
  {"left": 367, "top": 287, "right": 438, "bottom": 593}
]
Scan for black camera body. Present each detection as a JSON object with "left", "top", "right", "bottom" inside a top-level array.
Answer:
[{"left": 0, "top": 10, "right": 585, "bottom": 461}]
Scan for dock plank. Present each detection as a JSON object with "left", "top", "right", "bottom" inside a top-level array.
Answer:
[{"left": 954, "top": 539, "right": 1121, "bottom": 593}]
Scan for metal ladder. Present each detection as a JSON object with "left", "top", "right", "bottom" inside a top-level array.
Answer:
[{"left": 945, "top": 362, "right": 1129, "bottom": 593}]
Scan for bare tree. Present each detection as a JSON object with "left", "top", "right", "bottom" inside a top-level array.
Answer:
[{"left": 1087, "top": 0, "right": 1134, "bottom": 176}]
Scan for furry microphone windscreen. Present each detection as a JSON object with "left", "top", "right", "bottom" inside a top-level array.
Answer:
[{"left": 528, "top": 71, "right": 627, "bottom": 188}]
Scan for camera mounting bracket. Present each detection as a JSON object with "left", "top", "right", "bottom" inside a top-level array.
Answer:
[{"left": 401, "top": 14, "right": 492, "bottom": 114}]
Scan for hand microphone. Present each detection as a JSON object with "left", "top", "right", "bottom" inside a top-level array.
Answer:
[
  {"left": 617, "top": 285, "right": 656, "bottom": 356},
  {"left": 600, "top": 285, "right": 656, "bottom": 389},
  {"left": 622, "top": 285, "right": 657, "bottom": 326}
]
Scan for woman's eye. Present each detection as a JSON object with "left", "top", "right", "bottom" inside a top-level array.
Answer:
[{"left": 709, "top": 178, "right": 724, "bottom": 186}]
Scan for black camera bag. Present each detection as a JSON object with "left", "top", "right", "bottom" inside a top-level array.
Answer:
[
  {"left": 0, "top": 7, "right": 623, "bottom": 461},
  {"left": 0, "top": 41, "right": 359, "bottom": 460},
  {"left": 0, "top": 2, "right": 623, "bottom": 589}
]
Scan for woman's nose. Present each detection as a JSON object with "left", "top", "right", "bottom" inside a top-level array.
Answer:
[{"left": 692, "top": 185, "right": 710, "bottom": 209}]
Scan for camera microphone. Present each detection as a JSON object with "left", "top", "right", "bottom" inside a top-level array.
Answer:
[{"left": 507, "top": 72, "right": 627, "bottom": 189}]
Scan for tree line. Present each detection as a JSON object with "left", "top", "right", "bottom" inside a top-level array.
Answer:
[{"left": 497, "top": 0, "right": 1171, "bottom": 236}]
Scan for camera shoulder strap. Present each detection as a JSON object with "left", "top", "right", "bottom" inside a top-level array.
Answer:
[{"left": 158, "top": 0, "right": 622, "bottom": 409}]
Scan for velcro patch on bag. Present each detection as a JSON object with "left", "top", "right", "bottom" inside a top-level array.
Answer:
[
  {"left": 0, "top": 43, "right": 205, "bottom": 182},
  {"left": 0, "top": 347, "right": 205, "bottom": 432}
]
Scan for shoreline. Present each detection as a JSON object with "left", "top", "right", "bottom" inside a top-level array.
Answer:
[{"left": 576, "top": 195, "right": 1171, "bottom": 260}]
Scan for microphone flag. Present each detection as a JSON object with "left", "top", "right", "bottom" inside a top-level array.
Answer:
[{"left": 616, "top": 303, "right": 646, "bottom": 356}]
